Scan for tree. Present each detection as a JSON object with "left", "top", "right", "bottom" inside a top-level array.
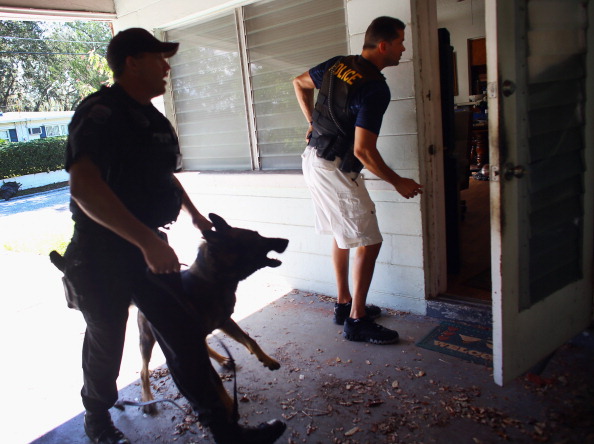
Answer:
[
  {"left": 0, "top": 21, "right": 49, "bottom": 111},
  {"left": 0, "top": 20, "right": 112, "bottom": 112}
]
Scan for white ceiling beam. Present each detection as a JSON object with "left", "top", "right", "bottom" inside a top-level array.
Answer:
[{"left": 0, "top": 6, "right": 116, "bottom": 21}]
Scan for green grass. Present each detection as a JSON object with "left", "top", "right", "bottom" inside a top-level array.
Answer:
[
  {"left": 2, "top": 228, "right": 72, "bottom": 256},
  {"left": 1, "top": 181, "right": 72, "bottom": 255}
]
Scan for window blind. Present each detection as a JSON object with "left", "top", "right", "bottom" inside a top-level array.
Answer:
[
  {"left": 167, "top": 14, "right": 252, "bottom": 170},
  {"left": 243, "top": 0, "right": 347, "bottom": 169},
  {"left": 167, "top": 0, "right": 347, "bottom": 171}
]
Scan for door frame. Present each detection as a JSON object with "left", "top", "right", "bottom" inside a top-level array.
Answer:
[{"left": 412, "top": 0, "right": 448, "bottom": 300}]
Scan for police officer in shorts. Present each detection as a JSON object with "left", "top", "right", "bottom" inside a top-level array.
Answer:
[{"left": 293, "top": 17, "right": 423, "bottom": 345}]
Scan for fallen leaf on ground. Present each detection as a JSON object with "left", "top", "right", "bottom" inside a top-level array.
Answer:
[{"left": 345, "top": 426, "right": 361, "bottom": 436}]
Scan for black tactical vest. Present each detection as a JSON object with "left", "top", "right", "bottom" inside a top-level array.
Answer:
[
  {"left": 310, "top": 55, "right": 385, "bottom": 173},
  {"left": 67, "top": 84, "right": 183, "bottom": 231}
]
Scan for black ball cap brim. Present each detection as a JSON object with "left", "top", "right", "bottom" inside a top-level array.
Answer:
[
  {"left": 161, "top": 42, "right": 180, "bottom": 58},
  {"left": 107, "top": 28, "right": 180, "bottom": 64}
]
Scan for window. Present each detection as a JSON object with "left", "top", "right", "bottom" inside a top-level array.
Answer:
[
  {"left": 0, "top": 130, "right": 9, "bottom": 142},
  {"left": 28, "top": 127, "right": 42, "bottom": 135},
  {"left": 44, "top": 124, "right": 69, "bottom": 137},
  {"left": 168, "top": 14, "right": 251, "bottom": 170},
  {"left": 167, "top": 0, "right": 347, "bottom": 171},
  {"left": 45, "top": 125, "right": 60, "bottom": 137}
]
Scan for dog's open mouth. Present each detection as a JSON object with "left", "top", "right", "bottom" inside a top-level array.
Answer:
[
  {"left": 266, "top": 257, "right": 282, "bottom": 268},
  {"left": 265, "top": 238, "right": 289, "bottom": 268}
]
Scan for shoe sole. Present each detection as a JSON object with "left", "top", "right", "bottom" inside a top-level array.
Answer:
[{"left": 343, "top": 331, "right": 399, "bottom": 345}]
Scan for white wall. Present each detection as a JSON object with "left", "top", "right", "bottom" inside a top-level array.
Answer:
[
  {"left": 436, "top": 0, "right": 486, "bottom": 104},
  {"left": 113, "top": 0, "right": 427, "bottom": 314}
]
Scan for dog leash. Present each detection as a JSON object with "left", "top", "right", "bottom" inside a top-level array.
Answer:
[
  {"left": 213, "top": 336, "right": 239, "bottom": 422},
  {"left": 114, "top": 398, "right": 189, "bottom": 414},
  {"left": 144, "top": 269, "right": 240, "bottom": 422}
]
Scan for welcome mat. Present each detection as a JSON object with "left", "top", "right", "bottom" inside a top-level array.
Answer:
[{"left": 416, "top": 321, "right": 493, "bottom": 366}]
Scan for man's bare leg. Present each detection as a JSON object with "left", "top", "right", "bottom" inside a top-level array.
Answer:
[
  {"left": 332, "top": 239, "right": 352, "bottom": 304},
  {"left": 342, "top": 241, "right": 398, "bottom": 344},
  {"left": 350, "top": 243, "right": 381, "bottom": 319}
]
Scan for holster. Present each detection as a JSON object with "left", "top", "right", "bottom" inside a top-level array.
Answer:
[
  {"left": 338, "top": 149, "right": 363, "bottom": 174},
  {"left": 311, "top": 133, "right": 337, "bottom": 161},
  {"left": 61, "top": 275, "right": 81, "bottom": 310},
  {"left": 311, "top": 132, "right": 363, "bottom": 173}
]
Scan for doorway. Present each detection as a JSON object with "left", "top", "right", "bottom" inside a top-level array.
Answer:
[
  {"left": 436, "top": 0, "right": 490, "bottom": 304},
  {"left": 446, "top": 177, "right": 490, "bottom": 302}
]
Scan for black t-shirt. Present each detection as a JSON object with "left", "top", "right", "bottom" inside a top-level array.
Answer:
[{"left": 66, "top": 83, "right": 183, "bottom": 231}]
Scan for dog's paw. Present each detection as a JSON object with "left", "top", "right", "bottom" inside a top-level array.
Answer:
[
  {"left": 220, "top": 359, "right": 236, "bottom": 371},
  {"left": 142, "top": 403, "right": 158, "bottom": 415},
  {"left": 263, "top": 360, "right": 280, "bottom": 371}
]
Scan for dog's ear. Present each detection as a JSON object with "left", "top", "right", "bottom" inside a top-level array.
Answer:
[{"left": 209, "top": 213, "right": 232, "bottom": 233}]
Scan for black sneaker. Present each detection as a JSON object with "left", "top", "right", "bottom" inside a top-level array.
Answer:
[
  {"left": 343, "top": 317, "right": 399, "bottom": 344},
  {"left": 84, "top": 411, "right": 131, "bottom": 444},
  {"left": 334, "top": 302, "right": 381, "bottom": 325},
  {"left": 210, "top": 419, "right": 286, "bottom": 444}
]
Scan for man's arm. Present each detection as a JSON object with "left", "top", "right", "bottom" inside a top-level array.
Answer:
[
  {"left": 354, "top": 127, "right": 422, "bottom": 199},
  {"left": 293, "top": 71, "right": 316, "bottom": 141},
  {"left": 69, "top": 156, "right": 181, "bottom": 273},
  {"left": 172, "top": 175, "right": 212, "bottom": 232}
]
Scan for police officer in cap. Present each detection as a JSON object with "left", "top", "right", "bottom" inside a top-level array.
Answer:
[
  {"left": 293, "top": 17, "right": 423, "bottom": 345},
  {"left": 63, "top": 28, "right": 285, "bottom": 444}
]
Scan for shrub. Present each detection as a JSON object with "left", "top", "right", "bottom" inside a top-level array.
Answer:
[{"left": 0, "top": 137, "right": 67, "bottom": 180}]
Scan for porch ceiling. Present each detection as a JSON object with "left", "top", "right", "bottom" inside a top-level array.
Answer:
[{"left": 0, "top": 0, "right": 115, "bottom": 19}]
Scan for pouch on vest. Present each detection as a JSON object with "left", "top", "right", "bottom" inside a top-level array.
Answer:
[
  {"left": 339, "top": 149, "right": 363, "bottom": 174},
  {"left": 311, "top": 133, "right": 338, "bottom": 161}
]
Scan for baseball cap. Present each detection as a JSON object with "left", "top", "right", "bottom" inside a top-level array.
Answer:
[{"left": 106, "top": 28, "right": 179, "bottom": 72}]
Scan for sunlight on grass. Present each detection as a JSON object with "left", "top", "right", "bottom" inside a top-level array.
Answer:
[{"left": 2, "top": 221, "right": 73, "bottom": 255}]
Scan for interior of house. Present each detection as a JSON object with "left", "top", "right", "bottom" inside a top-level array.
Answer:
[{"left": 436, "top": 0, "right": 491, "bottom": 304}]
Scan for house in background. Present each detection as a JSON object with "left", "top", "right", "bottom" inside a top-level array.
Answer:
[
  {"left": 1, "top": 0, "right": 592, "bottom": 386},
  {"left": 0, "top": 111, "right": 74, "bottom": 142}
]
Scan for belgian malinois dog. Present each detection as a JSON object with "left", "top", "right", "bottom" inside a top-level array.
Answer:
[
  {"left": 50, "top": 213, "right": 288, "bottom": 417},
  {"left": 138, "top": 213, "right": 288, "bottom": 414}
]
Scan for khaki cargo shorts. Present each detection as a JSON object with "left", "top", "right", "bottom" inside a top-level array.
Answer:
[{"left": 302, "top": 146, "right": 382, "bottom": 249}]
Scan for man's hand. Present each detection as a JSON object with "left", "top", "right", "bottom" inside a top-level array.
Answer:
[
  {"left": 141, "top": 236, "right": 181, "bottom": 274},
  {"left": 394, "top": 177, "right": 423, "bottom": 199},
  {"left": 305, "top": 122, "right": 314, "bottom": 143},
  {"left": 353, "top": 127, "right": 423, "bottom": 199}
]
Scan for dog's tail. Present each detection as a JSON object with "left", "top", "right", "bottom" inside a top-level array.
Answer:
[{"left": 49, "top": 250, "right": 66, "bottom": 272}]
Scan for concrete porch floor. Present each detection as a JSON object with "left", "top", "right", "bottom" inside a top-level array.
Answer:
[{"left": 25, "top": 282, "right": 594, "bottom": 444}]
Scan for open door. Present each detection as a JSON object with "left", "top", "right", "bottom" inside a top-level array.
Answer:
[{"left": 487, "top": 0, "right": 593, "bottom": 385}]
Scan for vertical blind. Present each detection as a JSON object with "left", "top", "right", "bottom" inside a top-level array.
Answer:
[
  {"left": 168, "top": 14, "right": 252, "bottom": 170},
  {"left": 167, "top": 0, "right": 347, "bottom": 171},
  {"left": 243, "top": 0, "right": 348, "bottom": 169}
]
